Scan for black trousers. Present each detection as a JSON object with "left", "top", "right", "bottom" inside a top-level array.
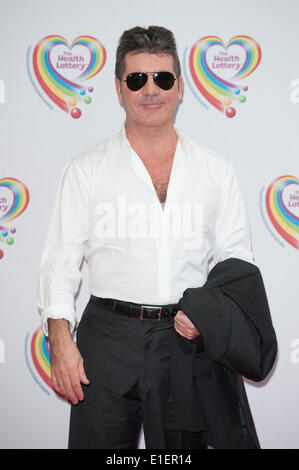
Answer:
[{"left": 68, "top": 297, "right": 207, "bottom": 449}]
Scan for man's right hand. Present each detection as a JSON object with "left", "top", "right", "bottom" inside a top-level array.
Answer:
[{"left": 48, "top": 319, "right": 90, "bottom": 405}]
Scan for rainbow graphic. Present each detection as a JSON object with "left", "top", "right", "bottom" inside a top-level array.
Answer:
[
  {"left": 30, "top": 327, "right": 53, "bottom": 390},
  {"left": 265, "top": 175, "right": 299, "bottom": 250},
  {"left": 0, "top": 177, "right": 30, "bottom": 226},
  {"left": 32, "top": 35, "right": 106, "bottom": 118},
  {"left": 188, "top": 35, "right": 262, "bottom": 117}
]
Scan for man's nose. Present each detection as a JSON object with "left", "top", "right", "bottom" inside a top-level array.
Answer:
[{"left": 142, "top": 75, "right": 159, "bottom": 95}]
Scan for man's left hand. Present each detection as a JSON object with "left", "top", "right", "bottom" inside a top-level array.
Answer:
[{"left": 174, "top": 310, "right": 201, "bottom": 340}]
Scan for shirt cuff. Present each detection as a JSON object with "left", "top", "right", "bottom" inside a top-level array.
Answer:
[{"left": 39, "top": 305, "right": 77, "bottom": 337}]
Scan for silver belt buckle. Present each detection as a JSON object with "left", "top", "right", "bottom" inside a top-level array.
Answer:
[{"left": 140, "top": 305, "right": 162, "bottom": 321}]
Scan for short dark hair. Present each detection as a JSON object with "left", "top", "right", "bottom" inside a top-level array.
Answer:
[{"left": 115, "top": 26, "right": 181, "bottom": 81}]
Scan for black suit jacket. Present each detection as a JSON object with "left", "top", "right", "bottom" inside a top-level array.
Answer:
[{"left": 166, "top": 258, "right": 277, "bottom": 449}]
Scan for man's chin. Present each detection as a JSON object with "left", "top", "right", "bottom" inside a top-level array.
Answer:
[{"left": 137, "top": 115, "right": 172, "bottom": 129}]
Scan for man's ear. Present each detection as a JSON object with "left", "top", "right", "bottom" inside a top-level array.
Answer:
[
  {"left": 115, "top": 77, "right": 123, "bottom": 105},
  {"left": 178, "top": 75, "right": 184, "bottom": 101}
]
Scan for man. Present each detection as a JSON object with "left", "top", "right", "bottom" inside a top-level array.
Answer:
[{"left": 37, "top": 26, "right": 275, "bottom": 449}]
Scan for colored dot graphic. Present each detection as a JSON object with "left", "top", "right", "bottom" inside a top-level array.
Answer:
[{"left": 0, "top": 177, "right": 30, "bottom": 259}]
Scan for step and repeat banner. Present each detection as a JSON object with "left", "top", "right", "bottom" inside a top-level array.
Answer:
[{"left": 0, "top": 0, "right": 298, "bottom": 449}]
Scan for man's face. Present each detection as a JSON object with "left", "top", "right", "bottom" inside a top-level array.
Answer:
[{"left": 115, "top": 52, "right": 183, "bottom": 130}]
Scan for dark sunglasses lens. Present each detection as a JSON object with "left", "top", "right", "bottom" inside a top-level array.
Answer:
[
  {"left": 154, "top": 72, "right": 175, "bottom": 90},
  {"left": 126, "top": 73, "right": 147, "bottom": 91}
]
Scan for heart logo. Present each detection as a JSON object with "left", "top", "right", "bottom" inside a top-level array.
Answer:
[
  {"left": 32, "top": 35, "right": 106, "bottom": 118},
  {"left": 265, "top": 175, "right": 299, "bottom": 249},
  {"left": 188, "top": 35, "right": 261, "bottom": 117}
]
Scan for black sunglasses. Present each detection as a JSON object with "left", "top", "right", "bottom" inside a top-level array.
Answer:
[{"left": 123, "top": 72, "right": 177, "bottom": 91}]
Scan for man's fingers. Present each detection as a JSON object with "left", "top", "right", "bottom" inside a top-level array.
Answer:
[
  {"left": 52, "top": 371, "right": 67, "bottom": 398},
  {"left": 175, "top": 310, "right": 195, "bottom": 328},
  {"left": 69, "top": 372, "right": 84, "bottom": 403},
  {"left": 174, "top": 317, "right": 194, "bottom": 338},
  {"left": 51, "top": 366, "right": 87, "bottom": 404},
  {"left": 174, "top": 309, "right": 201, "bottom": 339},
  {"left": 63, "top": 375, "right": 80, "bottom": 405},
  {"left": 174, "top": 321, "right": 190, "bottom": 339},
  {"left": 68, "top": 359, "right": 90, "bottom": 403},
  {"left": 51, "top": 372, "right": 64, "bottom": 396},
  {"left": 79, "top": 359, "right": 90, "bottom": 385}
]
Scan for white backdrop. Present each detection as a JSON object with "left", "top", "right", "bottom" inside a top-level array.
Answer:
[{"left": 0, "top": 0, "right": 298, "bottom": 449}]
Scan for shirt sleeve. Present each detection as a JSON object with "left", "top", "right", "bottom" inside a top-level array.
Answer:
[
  {"left": 212, "top": 159, "right": 253, "bottom": 265},
  {"left": 37, "top": 158, "right": 90, "bottom": 336}
]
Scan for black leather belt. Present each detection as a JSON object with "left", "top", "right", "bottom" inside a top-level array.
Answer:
[{"left": 90, "top": 295, "right": 178, "bottom": 321}]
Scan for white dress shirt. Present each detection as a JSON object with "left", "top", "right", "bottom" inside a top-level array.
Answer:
[{"left": 37, "top": 125, "right": 253, "bottom": 335}]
